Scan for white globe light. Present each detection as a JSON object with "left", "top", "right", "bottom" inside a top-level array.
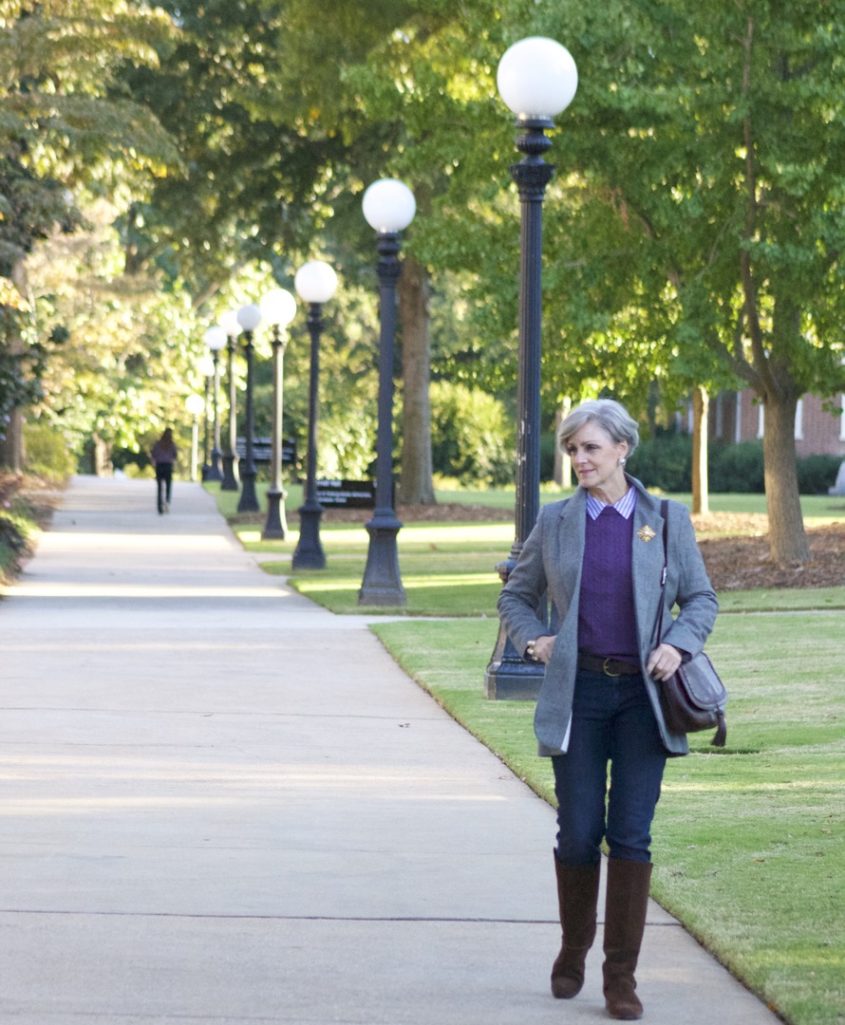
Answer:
[
  {"left": 362, "top": 179, "right": 416, "bottom": 233},
  {"left": 198, "top": 355, "right": 215, "bottom": 377},
  {"left": 237, "top": 303, "right": 262, "bottom": 332},
  {"left": 294, "top": 261, "right": 338, "bottom": 304},
  {"left": 497, "top": 37, "right": 578, "bottom": 118},
  {"left": 219, "top": 309, "right": 240, "bottom": 337},
  {"left": 260, "top": 288, "right": 298, "bottom": 327},
  {"left": 185, "top": 393, "right": 204, "bottom": 415},
  {"left": 204, "top": 325, "right": 227, "bottom": 351}
]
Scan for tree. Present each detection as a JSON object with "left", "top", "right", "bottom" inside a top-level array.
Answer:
[
  {"left": 269, "top": 0, "right": 507, "bottom": 504},
  {"left": 0, "top": 0, "right": 180, "bottom": 467},
  {"left": 522, "top": 0, "right": 845, "bottom": 563},
  {"left": 116, "top": 0, "right": 346, "bottom": 303}
]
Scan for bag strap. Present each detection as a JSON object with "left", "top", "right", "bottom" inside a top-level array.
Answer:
[{"left": 651, "top": 500, "right": 670, "bottom": 647}]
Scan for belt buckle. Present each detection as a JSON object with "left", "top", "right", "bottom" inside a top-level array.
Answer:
[{"left": 602, "top": 657, "right": 621, "bottom": 678}]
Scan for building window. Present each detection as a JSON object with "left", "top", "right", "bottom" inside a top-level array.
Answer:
[
  {"left": 795, "top": 399, "right": 804, "bottom": 440},
  {"left": 735, "top": 392, "right": 743, "bottom": 444},
  {"left": 757, "top": 403, "right": 765, "bottom": 439}
]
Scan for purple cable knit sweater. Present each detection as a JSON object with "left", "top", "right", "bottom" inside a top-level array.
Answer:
[{"left": 577, "top": 507, "right": 639, "bottom": 660}]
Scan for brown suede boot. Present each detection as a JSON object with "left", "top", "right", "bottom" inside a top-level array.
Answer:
[
  {"left": 602, "top": 858, "right": 652, "bottom": 1020},
  {"left": 550, "top": 854, "right": 601, "bottom": 999}
]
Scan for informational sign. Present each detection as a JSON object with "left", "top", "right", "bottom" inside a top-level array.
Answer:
[
  {"left": 315, "top": 479, "right": 377, "bottom": 508},
  {"left": 236, "top": 437, "right": 296, "bottom": 465}
]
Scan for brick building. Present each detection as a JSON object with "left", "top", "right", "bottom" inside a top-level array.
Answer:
[{"left": 701, "top": 390, "right": 845, "bottom": 458}]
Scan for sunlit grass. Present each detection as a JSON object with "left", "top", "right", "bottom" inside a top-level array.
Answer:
[{"left": 372, "top": 611, "right": 844, "bottom": 1025}]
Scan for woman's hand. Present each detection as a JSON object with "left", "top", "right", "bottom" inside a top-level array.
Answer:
[
  {"left": 647, "top": 643, "right": 683, "bottom": 681},
  {"left": 526, "top": 634, "right": 556, "bottom": 664}
]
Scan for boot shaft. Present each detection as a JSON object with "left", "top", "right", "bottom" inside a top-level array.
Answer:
[{"left": 602, "top": 858, "right": 653, "bottom": 1020}]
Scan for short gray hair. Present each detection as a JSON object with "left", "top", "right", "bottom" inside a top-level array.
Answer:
[{"left": 558, "top": 399, "right": 640, "bottom": 457}]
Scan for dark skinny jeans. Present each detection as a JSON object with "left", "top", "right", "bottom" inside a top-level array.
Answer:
[
  {"left": 155, "top": 462, "right": 173, "bottom": 513},
  {"left": 552, "top": 668, "right": 667, "bottom": 865}
]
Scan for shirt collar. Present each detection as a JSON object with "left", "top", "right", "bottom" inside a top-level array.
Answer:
[{"left": 585, "top": 487, "right": 637, "bottom": 521}]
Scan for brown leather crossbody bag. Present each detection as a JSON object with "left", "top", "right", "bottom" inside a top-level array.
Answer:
[{"left": 653, "top": 500, "right": 727, "bottom": 747}]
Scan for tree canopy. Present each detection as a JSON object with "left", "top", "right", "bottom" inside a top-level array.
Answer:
[{"left": 1, "top": 0, "right": 843, "bottom": 563}]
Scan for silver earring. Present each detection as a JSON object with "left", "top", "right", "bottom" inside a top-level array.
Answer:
[{"left": 619, "top": 457, "right": 627, "bottom": 466}]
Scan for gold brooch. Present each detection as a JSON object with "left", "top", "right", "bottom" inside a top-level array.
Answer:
[{"left": 637, "top": 525, "right": 656, "bottom": 542}]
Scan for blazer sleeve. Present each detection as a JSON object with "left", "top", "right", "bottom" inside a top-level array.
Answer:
[
  {"left": 497, "top": 507, "right": 553, "bottom": 656},
  {"left": 662, "top": 505, "right": 718, "bottom": 657}
]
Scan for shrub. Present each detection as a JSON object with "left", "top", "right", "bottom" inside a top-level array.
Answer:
[
  {"left": 796, "top": 453, "right": 842, "bottom": 495},
  {"left": 626, "top": 430, "right": 692, "bottom": 492},
  {"left": 709, "top": 441, "right": 765, "bottom": 493},
  {"left": 23, "top": 421, "right": 77, "bottom": 480},
  {"left": 430, "top": 380, "right": 514, "bottom": 486}
]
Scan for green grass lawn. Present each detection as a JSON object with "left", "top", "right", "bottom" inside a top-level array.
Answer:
[
  {"left": 208, "top": 480, "right": 844, "bottom": 1024},
  {"left": 370, "top": 611, "right": 844, "bottom": 1025},
  {"left": 207, "top": 482, "right": 844, "bottom": 616}
]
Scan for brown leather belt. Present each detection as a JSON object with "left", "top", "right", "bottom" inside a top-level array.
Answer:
[{"left": 578, "top": 654, "right": 641, "bottom": 677}]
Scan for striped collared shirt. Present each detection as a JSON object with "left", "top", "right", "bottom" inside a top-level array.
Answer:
[{"left": 585, "top": 486, "right": 637, "bottom": 521}]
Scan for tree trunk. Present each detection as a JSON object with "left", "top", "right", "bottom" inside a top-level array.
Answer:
[
  {"left": 762, "top": 392, "right": 810, "bottom": 565},
  {"left": 0, "top": 408, "right": 24, "bottom": 471},
  {"left": 691, "top": 386, "right": 709, "bottom": 516},
  {"left": 397, "top": 254, "right": 435, "bottom": 505},
  {"left": 553, "top": 397, "right": 572, "bottom": 488},
  {"left": 92, "top": 433, "right": 112, "bottom": 476}
]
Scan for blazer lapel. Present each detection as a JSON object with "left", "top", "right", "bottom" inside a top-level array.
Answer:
[
  {"left": 555, "top": 489, "right": 586, "bottom": 614},
  {"left": 631, "top": 489, "right": 666, "bottom": 649}
]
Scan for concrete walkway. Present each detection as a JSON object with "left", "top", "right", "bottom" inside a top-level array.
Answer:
[{"left": 0, "top": 475, "right": 779, "bottom": 1024}]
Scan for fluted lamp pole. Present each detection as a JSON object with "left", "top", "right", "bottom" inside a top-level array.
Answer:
[
  {"left": 292, "top": 260, "right": 338, "bottom": 570},
  {"left": 260, "top": 287, "right": 298, "bottom": 540},
  {"left": 358, "top": 178, "right": 415, "bottom": 607},
  {"left": 484, "top": 36, "right": 578, "bottom": 699},
  {"left": 204, "top": 325, "right": 227, "bottom": 482},
  {"left": 219, "top": 309, "right": 241, "bottom": 492},
  {"left": 236, "top": 302, "right": 262, "bottom": 514},
  {"left": 198, "top": 354, "right": 214, "bottom": 481},
  {"left": 186, "top": 393, "right": 205, "bottom": 483}
]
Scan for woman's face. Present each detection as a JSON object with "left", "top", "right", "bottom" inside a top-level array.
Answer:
[{"left": 564, "top": 420, "right": 629, "bottom": 498}]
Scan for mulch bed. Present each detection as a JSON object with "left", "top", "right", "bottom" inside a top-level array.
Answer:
[
  {"left": 296, "top": 501, "right": 845, "bottom": 592},
  {"left": 697, "top": 522, "right": 845, "bottom": 591}
]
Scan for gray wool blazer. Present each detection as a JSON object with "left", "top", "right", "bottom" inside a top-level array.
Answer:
[{"left": 497, "top": 476, "right": 718, "bottom": 757}]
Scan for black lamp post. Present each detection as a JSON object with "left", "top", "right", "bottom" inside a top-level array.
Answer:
[
  {"left": 236, "top": 302, "right": 262, "bottom": 514},
  {"left": 358, "top": 178, "right": 416, "bottom": 607},
  {"left": 260, "top": 288, "right": 298, "bottom": 540},
  {"left": 220, "top": 311, "right": 241, "bottom": 492},
  {"left": 198, "top": 354, "right": 213, "bottom": 480},
  {"left": 204, "top": 325, "right": 226, "bottom": 482},
  {"left": 484, "top": 37, "right": 579, "bottom": 699},
  {"left": 292, "top": 260, "right": 338, "bottom": 569}
]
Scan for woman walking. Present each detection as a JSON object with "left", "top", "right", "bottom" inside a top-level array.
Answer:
[
  {"left": 150, "top": 427, "right": 178, "bottom": 515},
  {"left": 498, "top": 398, "right": 717, "bottom": 1020}
]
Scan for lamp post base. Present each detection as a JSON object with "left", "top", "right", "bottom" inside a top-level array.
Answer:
[
  {"left": 484, "top": 625, "right": 544, "bottom": 700},
  {"left": 358, "top": 513, "right": 406, "bottom": 607},
  {"left": 220, "top": 454, "right": 239, "bottom": 491},
  {"left": 237, "top": 470, "right": 259, "bottom": 513},
  {"left": 206, "top": 448, "right": 223, "bottom": 483},
  {"left": 292, "top": 501, "right": 325, "bottom": 569},
  {"left": 262, "top": 488, "right": 288, "bottom": 540}
]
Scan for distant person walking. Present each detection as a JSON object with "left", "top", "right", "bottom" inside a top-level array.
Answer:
[
  {"left": 497, "top": 398, "right": 718, "bottom": 1020},
  {"left": 150, "top": 428, "right": 178, "bottom": 515}
]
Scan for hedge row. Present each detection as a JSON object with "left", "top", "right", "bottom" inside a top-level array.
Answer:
[{"left": 626, "top": 433, "right": 842, "bottom": 494}]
